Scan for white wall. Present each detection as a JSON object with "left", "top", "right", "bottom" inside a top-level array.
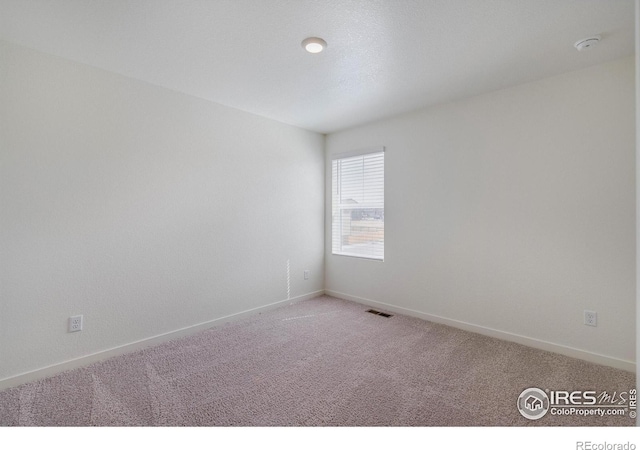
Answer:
[
  {"left": 326, "top": 57, "right": 636, "bottom": 370},
  {"left": 0, "top": 40, "right": 325, "bottom": 383}
]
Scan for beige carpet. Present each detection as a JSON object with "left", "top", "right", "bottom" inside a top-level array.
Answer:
[{"left": 0, "top": 296, "right": 635, "bottom": 426}]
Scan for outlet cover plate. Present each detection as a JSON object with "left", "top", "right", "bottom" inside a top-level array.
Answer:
[
  {"left": 69, "top": 315, "right": 83, "bottom": 332},
  {"left": 584, "top": 310, "right": 597, "bottom": 327}
]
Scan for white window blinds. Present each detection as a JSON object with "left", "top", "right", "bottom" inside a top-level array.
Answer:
[{"left": 331, "top": 148, "right": 384, "bottom": 260}]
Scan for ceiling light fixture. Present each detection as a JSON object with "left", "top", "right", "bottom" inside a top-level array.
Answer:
[
  {"left": 302, "top": 37, "right": 327, "bottom": 54},
  {"left": 574, "top": 35, "right": 601, "bottom": 51}
]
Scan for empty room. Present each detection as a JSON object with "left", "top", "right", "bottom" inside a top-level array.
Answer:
[{"left": 0, "top": 0, "right": 637, "bottom": 439}]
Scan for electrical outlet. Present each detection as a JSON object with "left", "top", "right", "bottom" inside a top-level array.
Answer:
[
  {"left": 584, "top": 310, "right": 597, "bottom": 327},
  {"left": 304, "top": 270, "right": 309, "bottom": 280},
  {"left": 69, "top": 315, "right": 83, "bottom": 332}
]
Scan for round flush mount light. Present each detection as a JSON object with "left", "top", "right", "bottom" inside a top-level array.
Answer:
[
  {"left": 574, "top": 35, "right": 601, "bottom": 51},
  {"left": 302, "top": 37, "right": 327, "bottom": 53}
]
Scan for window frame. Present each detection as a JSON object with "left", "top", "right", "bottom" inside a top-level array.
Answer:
[{"left": 331, "top": 146, "right": 385, "bottom": 261}]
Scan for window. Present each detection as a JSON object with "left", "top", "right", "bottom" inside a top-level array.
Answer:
[{"left": 331, "top": 147, "right": 384, "bottom": 260}]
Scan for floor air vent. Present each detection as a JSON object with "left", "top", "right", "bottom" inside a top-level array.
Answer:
[{"left": 366, "top": 309, "right": 393, "bottom": 318}]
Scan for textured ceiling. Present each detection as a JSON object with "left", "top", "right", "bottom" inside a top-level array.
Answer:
[{"left": 0, "top": 0, "right": 635, "bottom": 134}]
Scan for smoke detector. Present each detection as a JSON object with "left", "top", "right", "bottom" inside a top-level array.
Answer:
[{"left": 574, "top": 35, "right": 601, "bottom": 51}]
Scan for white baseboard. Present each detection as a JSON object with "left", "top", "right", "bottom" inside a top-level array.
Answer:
[
  {"left": 325, "top": 290, "right": 635, "bottom": 373},
  {"left": 0, "top": 290, "right": 325, "bottom": 391},
  {"left": 3, "top": 288, "right": 631, "bottom": 391}
]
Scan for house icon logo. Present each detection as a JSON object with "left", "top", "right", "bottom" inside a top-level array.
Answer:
[
  {"left": 517, "top": 388, "right": 549, "bottom": 420},
  {"left": 525, "top": 395, "right": 543, "bottom": 411}
]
